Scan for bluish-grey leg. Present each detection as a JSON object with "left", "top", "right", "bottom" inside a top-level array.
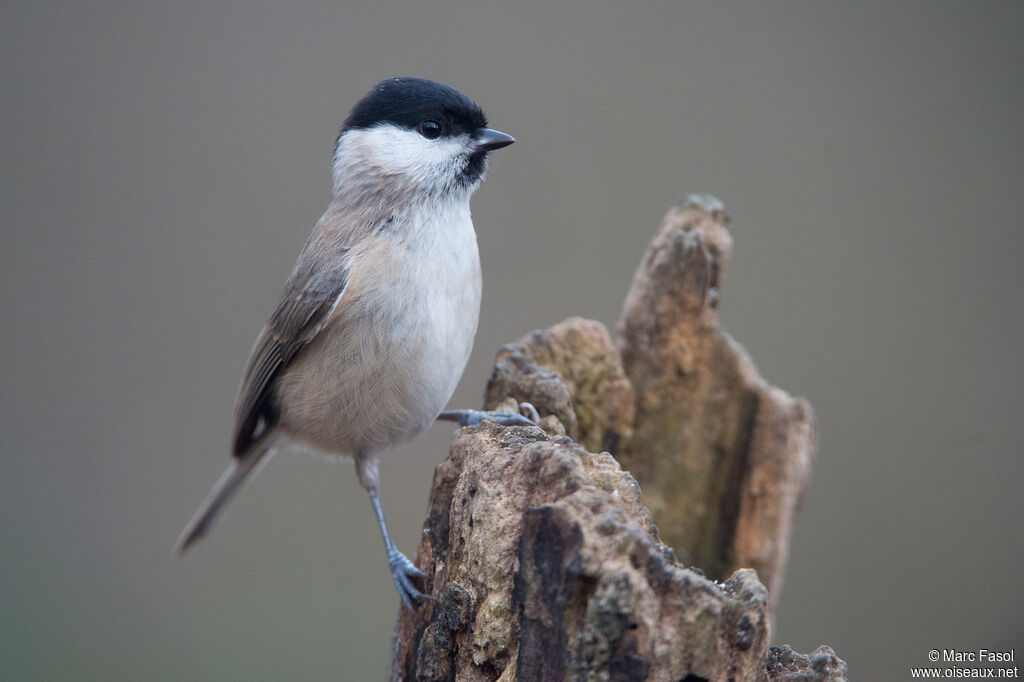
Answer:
[
  {"left": 368, "top": 487, "right": 427, "bottom": 611},
  {"left": 357, "top": 454, "right": 427, "bottom": 611}
]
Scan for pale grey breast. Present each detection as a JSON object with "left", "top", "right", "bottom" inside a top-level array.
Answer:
[{"left": 274, "top": 202, "right": 481, "bottom": 457}]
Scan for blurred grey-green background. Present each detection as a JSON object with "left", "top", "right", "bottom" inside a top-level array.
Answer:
[{"left": 3, "top": 2, "right": 1022, "bottom": 680}]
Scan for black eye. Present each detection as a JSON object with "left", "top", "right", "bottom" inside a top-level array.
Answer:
[{"left": 419, "top": 120, "right": 442, "bottom": 139}]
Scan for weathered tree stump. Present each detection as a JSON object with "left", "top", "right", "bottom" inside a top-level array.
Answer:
[
  {"left": 390, "top": 196, "right": 842, "bottom": 681},
  {"left": 616, "top": 195, "right": 816, "bottom": 614}
]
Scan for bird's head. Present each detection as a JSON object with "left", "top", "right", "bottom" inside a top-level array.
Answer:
[{"left": 333, "top": 77, "right": 514, "bottom": 202}]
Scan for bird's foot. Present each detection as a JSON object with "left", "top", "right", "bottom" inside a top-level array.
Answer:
[
  {"left": 437, "top": 402, "right": 539, "bottom": 428},
  {"left": 387, "top": 548, "right": 429, "bottom": 611}
]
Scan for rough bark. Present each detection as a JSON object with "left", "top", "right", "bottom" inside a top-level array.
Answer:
[
  {"left": 389, "top": 423, "right": 843, "bottom": 681},
  {"left": 483, "top": 318, "right": 635, "bottom": 455},
  {"left": 390, "top": 195, "right": 838, "bottom": 680}
]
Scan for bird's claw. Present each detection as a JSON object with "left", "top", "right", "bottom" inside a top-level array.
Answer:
[
  {"left": 387, "top": 549, "right": 429, "bottom": 611},
  {"left": 517, "top": 402, "right": 540, "bottom": 423},
  {"left": 437, "top": 403, "right": 539, "bottom": 428}
]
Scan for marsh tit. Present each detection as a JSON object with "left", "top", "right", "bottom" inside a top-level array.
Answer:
[{"left": 174, "top": 77, "right": 528, "bottom": 609}]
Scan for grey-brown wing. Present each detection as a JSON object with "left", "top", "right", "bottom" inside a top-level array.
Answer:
[{"left": 231, "top": 262, "right": 349, "bottom": 457}]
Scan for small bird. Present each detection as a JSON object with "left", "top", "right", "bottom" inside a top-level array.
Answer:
[{"left": 175, "top": 77, "right": 528, "bottom": 608}]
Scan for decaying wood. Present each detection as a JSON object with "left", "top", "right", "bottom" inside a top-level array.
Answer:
[
  {"left": 483, "top": 317, "right": 635, "bottom": 455},
  {"left": 390, "top": 196, "right": 839, "bottom": 680},
  {"left": 616, "top": 195, "right": 815, "bottom": 614}
]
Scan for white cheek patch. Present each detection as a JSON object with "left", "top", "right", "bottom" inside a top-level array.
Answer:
[{"left": 338, "top": 124, "right": 468, "bottom": 188}]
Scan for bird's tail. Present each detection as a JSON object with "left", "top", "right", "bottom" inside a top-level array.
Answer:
[{"left": 173, "top": 448, "right": 273, "bottom": 555}]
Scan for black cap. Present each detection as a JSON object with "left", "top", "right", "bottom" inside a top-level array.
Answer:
[{"left": 340, "top": 77, "right": 488, "bottom": 138}]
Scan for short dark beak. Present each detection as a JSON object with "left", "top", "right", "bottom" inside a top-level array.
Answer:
[{"left": 476, "top": 128, "right": 515, "bottom": 152}]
